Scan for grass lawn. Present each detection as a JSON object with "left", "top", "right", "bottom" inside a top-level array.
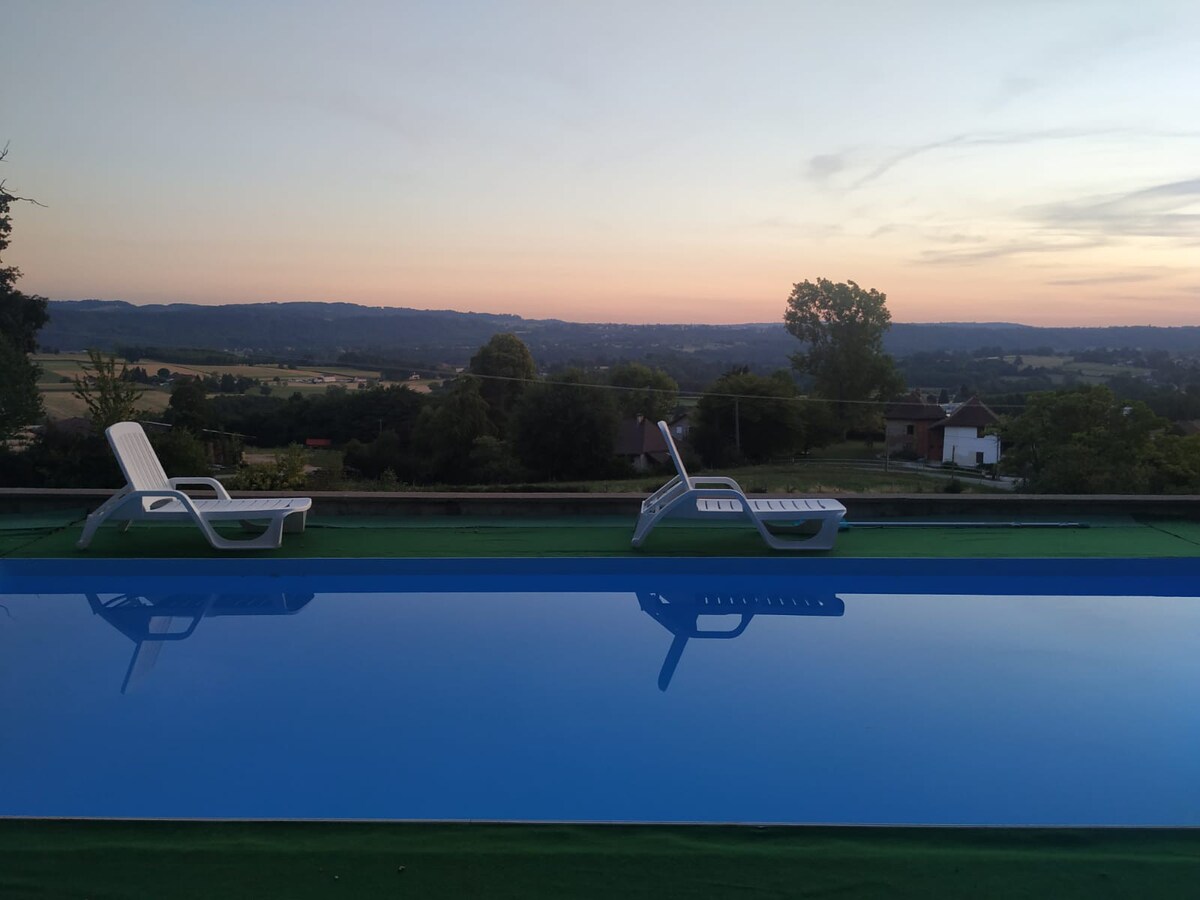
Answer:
[{"left": 2, "top": 821, "right": 1197, "bottom": 900}]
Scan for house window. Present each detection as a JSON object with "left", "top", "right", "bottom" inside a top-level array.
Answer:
[
  {"left": 975, "top": 451, "right": 984, "bottom": 465},
  {"left": 905, "top": 424, "right": 914, "bottom": 435}
]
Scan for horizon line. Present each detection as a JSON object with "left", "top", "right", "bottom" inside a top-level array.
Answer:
[{"left": 42, "top": 297, "right": 1200, "bottom": 331}]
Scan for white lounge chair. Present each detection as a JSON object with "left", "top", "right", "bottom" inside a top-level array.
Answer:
[
  {"left": 631, "top": 420, "right": 846, "bottom": 551},
  {"left": 77, "top": 421, "right": 312, "bottom": 551}
]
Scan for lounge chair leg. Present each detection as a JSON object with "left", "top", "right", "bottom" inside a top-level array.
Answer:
[
  {"left": 201, "top": 514, "right": 287, "bottom": 550},
  {"left": 77, "top": 516, "right": 100, "bottom": 549}
]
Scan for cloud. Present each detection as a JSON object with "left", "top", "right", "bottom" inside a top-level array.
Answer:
[
  {"left": 1033, "top": 178, "right": 1200, "bottom": 238},
  {"left": 753, "top": 218, "right": 843, "bottom": 240},
  {"left": 843, "top": 129, "right": 1200, "bottom": 191},
  {"left": 1046, "top": 273, "right": 1163, "bottom": 286},
  {"left": 913, "top": 177, "right": 1200, "bottom": 267},
  {"left": 917, "top": 237, "right": 1108, "bottom": 266},
  {"left": 806, "top": 153, "right": 846, "bottom": 181},
  {"left": 983, "top": 19, "right": 1170, "bottom": 112}
]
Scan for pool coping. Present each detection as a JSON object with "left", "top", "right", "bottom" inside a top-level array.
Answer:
[{"left": 4, "top": 487, "right": 1200, "bottom": 519}]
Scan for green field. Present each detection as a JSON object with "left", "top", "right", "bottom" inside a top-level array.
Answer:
[
  {"left": 1005, "top": 354, "right": 1150, "bottom": 384},
  {"left": 30, "top": 354, "right": 440, "bottom": 420},
  {"left": 33, "top": 353, "right": 381, "bottom": 383}
]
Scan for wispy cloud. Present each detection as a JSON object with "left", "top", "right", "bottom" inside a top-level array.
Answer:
[
  {"left": 809, "top": 126, "right": 1200, "bottom": 194},
  {"left": 1046, "top": 272, "right": 1163, "bottom": 286},
  {"left": 913, "top": 176, "right": 1200, "bottom": 266},
  {"left": 806, "top": 153, "right": 846, "bottom": 181},
  {"left": 917, "top": 237, "right": 1108, "bottom": 266},
  {"left": 869, "top": 223, "right": 987, "bottom": 243},
  {"left": 753, "top": 218, "right": 842, "bottom": 240},
  {"left": 1032, "top": 178, "right": 1200, "bottom": 238},
  {"left": 846, "top": 128, "right": 1200, "bottom": 190},
  {"left": 984, "top": 18, "right": 1171, "bottom": 112}
]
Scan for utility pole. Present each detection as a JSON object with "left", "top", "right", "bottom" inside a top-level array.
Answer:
[{"left": 734, "top": 399, "right": 741, "bottom": 453}]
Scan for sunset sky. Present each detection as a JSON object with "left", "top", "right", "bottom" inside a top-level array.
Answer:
[{"left": 3, "top": 1, "right": 1199, "bottom": 325}]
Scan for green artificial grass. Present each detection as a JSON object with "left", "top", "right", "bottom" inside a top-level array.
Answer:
[
  {"left": 4, "top": 512, "right": 1200, "bottom": 559},
  {"left": 1, "top": 821, "right": 1198, "bottom": 900}
]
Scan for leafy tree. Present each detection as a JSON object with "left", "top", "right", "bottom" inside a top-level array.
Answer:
[
  {"left": 148, "top": 427, "right": 211, "bottom": 477},
  {"left": 72, "top": 349, "right": 144, "bottom": 431},
  {"left": 0, "top": 339, "right": 41, "bottom": 441},
  {"left": 469, "top": 333, "right": 536, "bottom": 434},
  {"left": 167, "top": 379, "right": 211, "bottom": 433},
  {"left": 467, "top": 434, "right": 526, "bottom": 484},
  {"left": 411, "top": 378, "right": 495, "bottom": 482},
  {"left": 999, "top": 386, "right": 1162, "bottom": 493},
  {"left": 608, "top": 362, "right": 678, "bottom": 421},
  {"left": 0, "top": 147, "right": 47, "bottom": 440},
  {"left": 690, "top": 370, "right": 804, "bottom": 466},
  {"left": 784, "top": 278, "right": 902, "bottom": 432},
  {"left": 511, "top": 370, "right": 619, "bottom": 481},
  {"left": 344, "top": 430, "right": 416, "bottom": 482},
  {"left": 1146, "top": 433, "right": 1200, "bottom": 493}
]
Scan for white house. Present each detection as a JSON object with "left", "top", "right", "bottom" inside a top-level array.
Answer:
[{"left": 928, "top": 396, "right": 1001, "bottom": 467}]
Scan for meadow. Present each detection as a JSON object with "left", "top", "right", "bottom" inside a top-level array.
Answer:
[{"left": 31, "top": 353, "right": 440, "bottom": 420}]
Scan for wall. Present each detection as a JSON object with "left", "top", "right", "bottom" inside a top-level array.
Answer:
[{"left": 942, "top": 426, "right": 1000, "bottom": 466}]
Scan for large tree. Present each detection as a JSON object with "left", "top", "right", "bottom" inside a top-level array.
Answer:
[
  {"left": 0, "top": 146, "right": 47, "bottom": 440},
  {"left": 608, "top": 362, "right": 678, "bottom": 421},
  {"left": 411, "top": 378, "right": 495, "bottom": 482},
  {"left": 690, "top": 369, "right": 804, "bottom": 466},
  {"left": 468, "top": 333, "right": 536, "bottom": 434},
  {"left": 784, "top": 278, "right": 902, "bottom": 432},
  {"left": 1000, "top": 386, "right": 1162, "bottom": 492},
  {"left": 511, "top": 370, "right": 619, "bottom": 481}
]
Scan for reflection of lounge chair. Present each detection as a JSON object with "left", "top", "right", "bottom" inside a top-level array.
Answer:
[
  {"left": 638, "top": 588, "right": 844, "bottom": 690},
  {"left": 77, "top": 422, "right": 312, "bottom": 550},
  {"left": 88, "top": 591, "right": 314, "bottom": 693},
  {"left": 631, "top": 420, "right": 846, "bottom": 550}
]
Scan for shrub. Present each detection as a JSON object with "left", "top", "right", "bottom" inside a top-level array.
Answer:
[{"left": 227, "top": 445, "right": 307, "bottom": 491}]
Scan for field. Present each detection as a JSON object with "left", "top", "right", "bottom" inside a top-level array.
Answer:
[
  {"left": 31, "top": 354, "right": 441, "bottom": 419},
  {"left": 1004, "top": 354, "right": 1150, "bottom": 385}
]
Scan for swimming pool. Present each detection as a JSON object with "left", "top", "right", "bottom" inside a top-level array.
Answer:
[{"left": 2, "top": 557, "right": 1198, "bottom": 826}]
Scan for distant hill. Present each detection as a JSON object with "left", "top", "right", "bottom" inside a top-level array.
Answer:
[{"left": 39, "top": 300, "right": 1200, "bottom": 373}]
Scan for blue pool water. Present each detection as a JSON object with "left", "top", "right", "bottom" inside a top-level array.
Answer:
[{"left": 2, "top": 557, "right": 1199, "bottom": 825}]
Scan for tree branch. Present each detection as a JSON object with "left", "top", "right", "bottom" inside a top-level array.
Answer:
[{"left": 0, "top": 142, "right": 47, "bottom": 206}]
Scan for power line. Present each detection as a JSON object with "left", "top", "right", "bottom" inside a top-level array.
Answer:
[{"left": 397, "top": 366, "right": 1032, "bottom": 411}]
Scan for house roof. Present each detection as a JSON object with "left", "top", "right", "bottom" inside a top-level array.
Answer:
[
  {"left": 930, "top": 396, "right": 1000, "bottom": 430},
  {"left": 883, "top": 392, "right": 947, "bottom": 422},
  {"left": 614, "top": 416, "right": 670, "bottom": 457}
]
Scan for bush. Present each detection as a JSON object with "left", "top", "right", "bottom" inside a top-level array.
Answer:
[
  {"left": 148, "top": 428, "right": 211, "bottom": 477},
  {"left": 227, "top": 445, "right": 307, "bottom": 490}
]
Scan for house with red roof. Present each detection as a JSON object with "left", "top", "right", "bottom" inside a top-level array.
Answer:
[
  {"left": 615, "top": 415, "right": 672, "bottom": 472},
  {"left": 883, "top": 392, "right": 947, "bottom": 460}
]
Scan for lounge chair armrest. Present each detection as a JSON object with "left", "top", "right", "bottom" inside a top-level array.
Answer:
[
  {"left": 689, "top": 476, "right": 746, "bottom": 492},
  {"left": 691, "top": 488, "right": 748, "bottom": 501},
  {"left": 642, "top": 475, "right": 686, "bottom": 509},
  {"left": 168, "top": 477, "right": 232, "bottom": 500}
]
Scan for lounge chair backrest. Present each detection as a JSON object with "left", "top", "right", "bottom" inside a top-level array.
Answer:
[
  {"left": 106, "top": 422, "right": 171, "bottom": 492},
  {"left": 656, "top": 420, "right": 690, "bottom": 482}
]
